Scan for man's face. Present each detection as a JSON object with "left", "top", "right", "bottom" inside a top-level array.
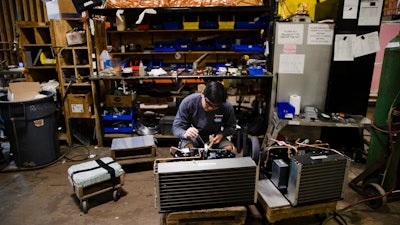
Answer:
[{"left": 202, "top": 93, "right": 219, "bottom": 112}]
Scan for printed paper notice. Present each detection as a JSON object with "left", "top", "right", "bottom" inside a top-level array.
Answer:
[
  {"left": 343, "top": 0, "right": 359, "bottom": 19},
  {"left": 277, "top": 24, "right": 304, "bottom": 45},
  {"left": 334, "top": 34, "right": 356, "bottom": 61},
  {"left": 278, "top": 54, "right": 305, "bottom": 74},
  {"left": 352, "top": 31, "right": 380, "bottom": 58},
  {"left": 358, "top": 0, "right": 383, "bottom": 26},
  {"left": 307, "top": 24, "right": 334, "bottom": 45},
  {"left": 71, "top": 104, "right": 84, "bottom": 113}
]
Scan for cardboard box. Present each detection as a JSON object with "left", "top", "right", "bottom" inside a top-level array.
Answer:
[
  {"left": 105, "top": 95, "right": 132, "bottom": 108},
  {"left": 67, "top": 92, "right": 92, "bottom": 118},
  {"left": 66, "top": 30, "right": 86, "bottom": 46},
  {"left": 8, "top": 82, "right": 41, "bottom": 102}
]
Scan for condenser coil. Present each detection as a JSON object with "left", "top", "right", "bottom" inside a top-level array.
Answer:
[
  {"left": 155, "top": 157, "right": 258, "bottom": 212},
  {"left": 286, "top": 153, "right": 350, "bottom": 206}
]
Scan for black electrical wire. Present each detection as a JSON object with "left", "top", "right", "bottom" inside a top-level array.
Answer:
[
  {"left": 322, "top": 211, "right": 348, "bottom": 225},
  {"left": 63, "top": 145, "right": 91, "bottom": 162},
  {"left": 0, "top": 144, "right": 90, "bottom": 173}
]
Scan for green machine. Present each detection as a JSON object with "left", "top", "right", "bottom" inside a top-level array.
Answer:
[{"left": 350, "top": 33, "right": 400, "bottom": 209}]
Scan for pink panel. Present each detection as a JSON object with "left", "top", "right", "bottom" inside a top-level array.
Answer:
[{"left": 371, "top": 23, "right": 400, "bottom": 94}]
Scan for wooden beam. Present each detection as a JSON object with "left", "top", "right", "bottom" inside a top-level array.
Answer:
[
  {"left": 3, "top": 0, "right": 13, "bottom": 42},
  {"left": 4, "top": 0, "right": 15, "bottom": 64},
  {"left": 0, "top": 0, "right": 9, "bottom": 54},
  {"left": 22, "top": 0, "right": 29, "bottom": 21},
  {"left": 36, "top": 0, "right": 44, "bottom": 22},
  {"left": 29, "top": 0, "right": 37, "bottom": 22},
  {"left": 15, "top": 0, "right": 23, "bottom": 21}
]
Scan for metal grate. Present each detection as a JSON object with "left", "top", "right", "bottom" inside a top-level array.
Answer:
[
  {"left": 287, "top": 153, "right": 350, "bottom": 206},
  {"left": 155, "top": 157, "right": 257, "bottom": 212}
]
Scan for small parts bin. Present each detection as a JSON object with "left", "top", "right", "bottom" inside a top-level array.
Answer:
[{"left": 68, "top": 157, "right": 125, "bottom": 213}]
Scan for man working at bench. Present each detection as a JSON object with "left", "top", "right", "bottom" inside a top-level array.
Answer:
[{"left": 172, "top": 81, "right": 238, "bottom": 155}]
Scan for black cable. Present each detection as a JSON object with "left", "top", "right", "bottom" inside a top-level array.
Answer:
[
  {"left": 322, "top": 212, "right": 348, "bottom": 225},
  {"left": 63, "top": 145, "right": 91, "bottom": 162},
  {"left": 333, "top": 212, "right": 348, "bottom": 225},
  {"left": 0, "top": 144, "right": 90, "bottom": 173}
]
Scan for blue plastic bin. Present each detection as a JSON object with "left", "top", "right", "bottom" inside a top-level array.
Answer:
[
  {"left": 175, "top": 38, "right": 192, "bottom": 51},
  {"left": 154, "top": 42, "right": 176, "bottom": 52},
  {"left": 277, "top": 102, "right": 295, "bottom": 119}
]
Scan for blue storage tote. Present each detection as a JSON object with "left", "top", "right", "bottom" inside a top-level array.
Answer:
[
  {"left": 199, "top": 14, "right": 218, "bottom": 29},
  {"left": 154, "top": 41, "right": 176, "bottom": 52},
  {"left": 248, "top": 67, "right": 264, "bottom": 76},
  {"left": 175, "top": 38, "right": 192, "bottom": 51},
  {"left": 192, "top": 39, "right": 215, "bottom": 51},
  {"left": 102, "top": 108, "right": 135, "bottom": 133},
  {"left": 215, "top": 37, "right": 233, "bottom": 50},
  {"left": 234, "top": 15, "right": 269, "bottom": 29},
  {"left": 277, "top": 102, "right": 295, "bottom": 119},
  {"left": 103, "top": 122, "right": 134, "bottom": 133},
  {"left": 163, "top": 21, "right": 182, "bottom": 30},
  {"left": 234, "top": 38, "right": 264, "bottom": 53}
]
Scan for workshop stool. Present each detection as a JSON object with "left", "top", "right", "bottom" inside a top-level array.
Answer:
[
  {"left": 160, "top": 206, "right": 247, "bottom": 225},
  {"left": 67, "top": 157, "right": 125, "bottom": 213}
]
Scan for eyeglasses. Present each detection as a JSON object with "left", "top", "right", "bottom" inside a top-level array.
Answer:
[{"left": 204, "top": 96, "right": 219, "bottom": 109}]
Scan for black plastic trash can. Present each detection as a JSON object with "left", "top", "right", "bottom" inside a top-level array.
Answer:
[{"left": 0, "top": 91, "right": 59, "bottom": 167}]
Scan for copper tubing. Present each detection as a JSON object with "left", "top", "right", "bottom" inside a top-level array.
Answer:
[
  {"left": 294, "top": 138, "right": 348, "bottom": 158},
  {"left": 153, "top": 146, "right": 203, "bottom": 173}
]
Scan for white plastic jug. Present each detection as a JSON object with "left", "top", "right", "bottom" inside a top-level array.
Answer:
[{"left": 99, "top": 49, "right": 111, "bottom": 70}]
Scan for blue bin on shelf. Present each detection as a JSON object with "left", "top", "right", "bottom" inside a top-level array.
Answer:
[
  {"left": 277, "top": 102, "right": 295, "bottom": 119},
  {"left": 175, "top": 38, "right": 192, "bottom": 51},
  {"left": 102, "top": 108, "right": 135, "bottom": 133},
  {"left": 215, "top": 37, "right": 232, "bottom": 50},
  {"left": 154, "top": 42, "right": 176, "bottom": 52},
  {"left": 234, "top": 16, "right": 269, "bottom": 29},
  {"left": 163, "top": 21, "right": 181, "bottom": 30},
  {"left": 248, "top": 68, "right": 264, "bottom": 76}
]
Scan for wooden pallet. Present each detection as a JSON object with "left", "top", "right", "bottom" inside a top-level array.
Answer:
[
  {"left": 257, "top": 179, "right": 337, "bottom": 223},
  {"left": 160, "top": 206, "right": 247, "bottom": 225}
]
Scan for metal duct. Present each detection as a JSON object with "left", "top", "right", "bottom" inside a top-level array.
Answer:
[
  {"left": 155, "top": 157, "right": 258, "bottom": 213},
  {"left": 286, "top": 153, "right": 350, "bottom": 206}
]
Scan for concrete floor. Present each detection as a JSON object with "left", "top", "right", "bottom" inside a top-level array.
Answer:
[
  {"left": 1, "top": 105, "right": 400, "bottom": 225},
  {"left": 1, "top": 141, "right": 400, "bottom": 225}
]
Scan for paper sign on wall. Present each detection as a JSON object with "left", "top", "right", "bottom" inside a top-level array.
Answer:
[
  {"left": 307, "top": 24, "right": 334, "bottom": 45},
  {"left": 334, "top": 34, "right": 356, "bottom": 61},
  {"left": 278, "top": 54, "right": 305, "bottom": 74},
  {"left": 277, "top": 24, "right": 304, "bottom": 45},
  {"left": 343, "top": 0, "right": 359, "bottom": 19},
  {"left": 358, "top": 0, "right": 383, "bottom": 26},
  {"left": 352, "top": 31, "right": 380, "bottom": 58}
]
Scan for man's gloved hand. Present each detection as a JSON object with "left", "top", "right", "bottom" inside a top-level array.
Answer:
[{"left": 184, "top": 127, "right": 199, "bottom": 139}]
